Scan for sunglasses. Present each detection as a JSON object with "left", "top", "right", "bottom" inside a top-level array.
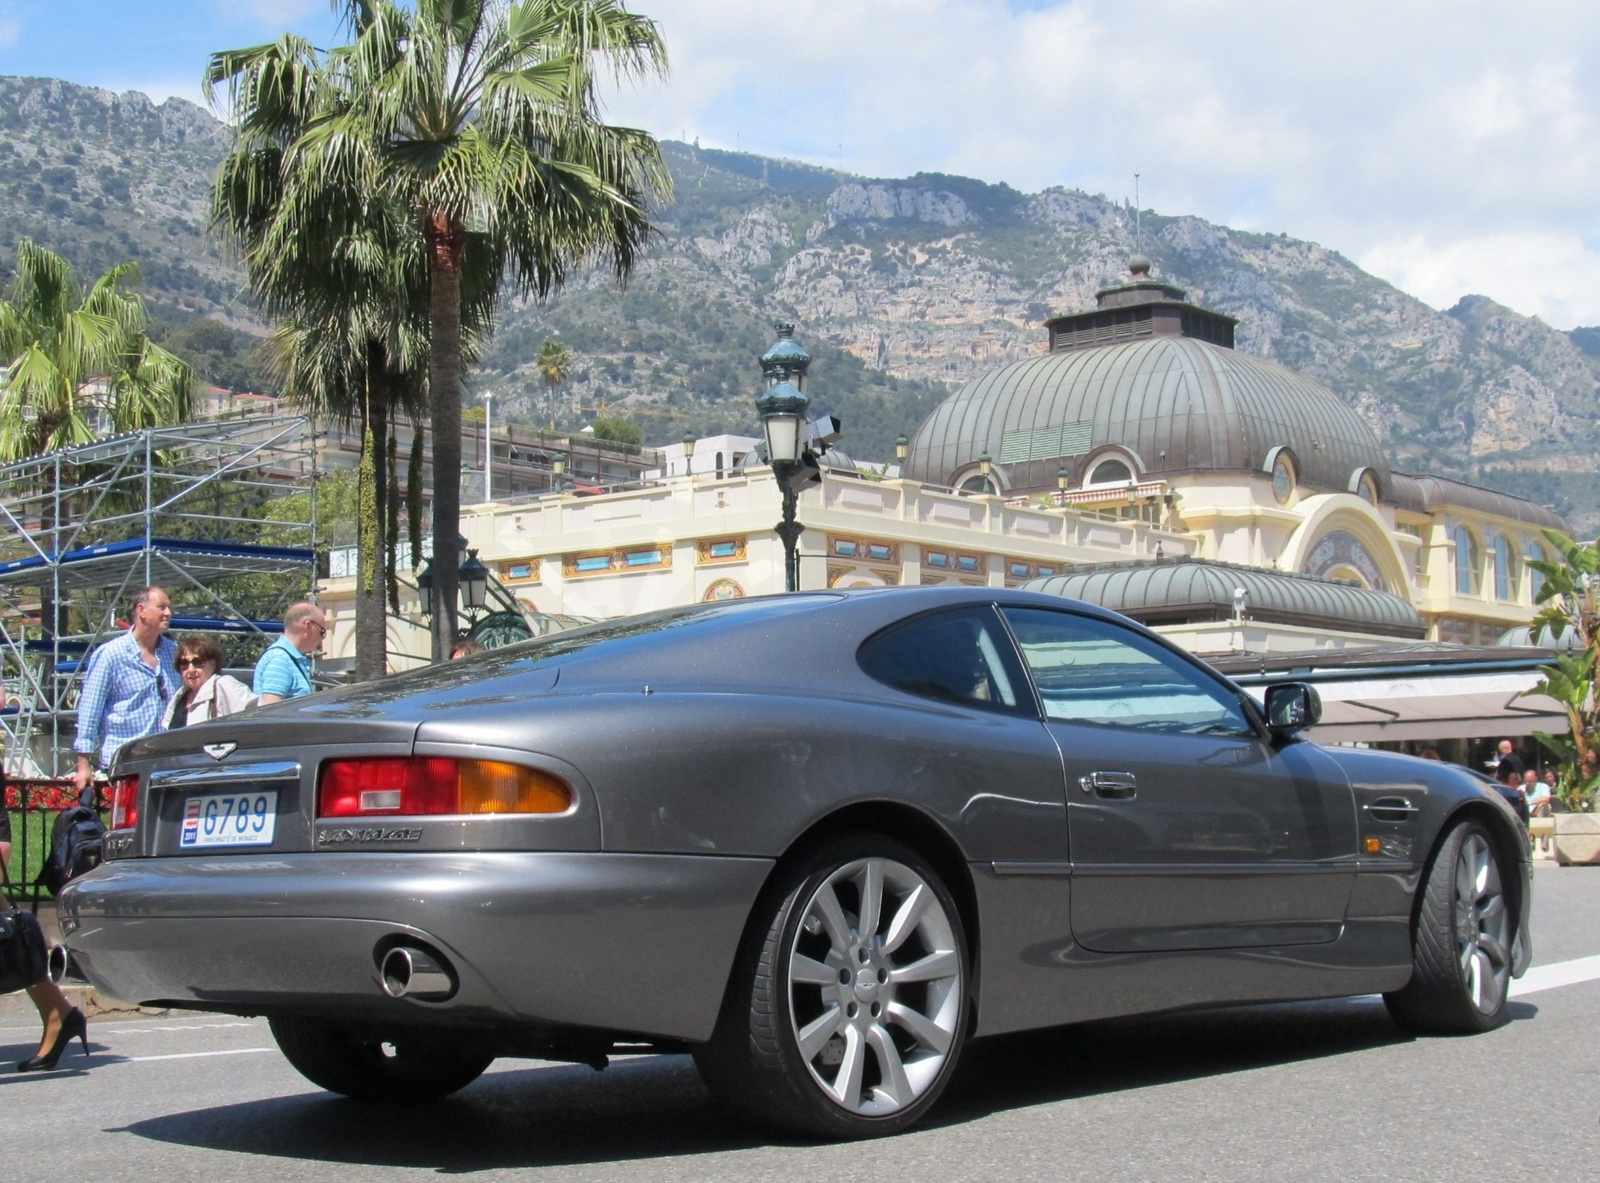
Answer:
[
  {"left": 306, "top": 620, "right": 328, "bottom": 635},
  {"left": 175, "top": 657, "right": 213, "bottom": 670}
]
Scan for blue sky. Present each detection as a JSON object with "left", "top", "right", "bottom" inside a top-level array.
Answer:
[
  {"left": 4, "top": 1, "right": 1599, "bottom": 328},
  {"left": 0, "top": 2, "right": 341, "bottom": 102}
]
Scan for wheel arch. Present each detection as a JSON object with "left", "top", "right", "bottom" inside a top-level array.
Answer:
[
  {"left": 1417, "top": 800, "right": 1530, "bottom": 952},
  {"left": 718, "top": 800, "right": 982, "bottom": 1029}
]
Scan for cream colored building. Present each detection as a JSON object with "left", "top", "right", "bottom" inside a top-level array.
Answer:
[{"left": 320, "top": 261, "right": 1563, "bottom": 683}]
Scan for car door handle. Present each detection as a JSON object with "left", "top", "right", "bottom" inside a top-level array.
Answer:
[{"left": 1079, "top": 770, "right": 1137, "bottom": 800}]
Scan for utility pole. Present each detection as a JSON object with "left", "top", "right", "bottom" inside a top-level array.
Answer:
[{"left": 482, "top": 391, "right": 493, "bottom": 503}]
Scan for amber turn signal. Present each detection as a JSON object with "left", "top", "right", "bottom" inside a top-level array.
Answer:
[
  {"left": 457, "top": 759, "right": 574, "bottom": 814},
  {"left": 1365, "top": 836, "right": 1382, "bottom": 854}
]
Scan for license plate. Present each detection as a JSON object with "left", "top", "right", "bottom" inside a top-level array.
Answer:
[{"left": 180, "top": 790, "right": 278, "bottom": 848}]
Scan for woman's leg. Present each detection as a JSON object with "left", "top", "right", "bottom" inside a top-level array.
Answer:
[
  {"left": 3, "top": 846, "right": 76, "bottom": 1055},
  {"left": 24, "top": 979, "right": 73, "bottom": 1055}
]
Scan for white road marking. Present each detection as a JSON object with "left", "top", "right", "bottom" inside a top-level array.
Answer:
[
  {"left": 1510, "top": 954, "right": 1600, "bottom": 997},
  {"left": 0, "top": 1020, "right": 259, "bottom": 1038},
  {"left": 98, "top": 1022, "right": 261, "bottom": 1036},
  {"left": 122, "top": 1047, "right": 276, "bottom": 1063}
]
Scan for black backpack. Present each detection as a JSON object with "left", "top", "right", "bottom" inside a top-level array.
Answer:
[{"left": 37, "top": 788, "right": 106, "bottom": 895}]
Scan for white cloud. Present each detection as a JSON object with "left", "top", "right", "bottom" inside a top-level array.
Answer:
[
  {"left": 600, "top": 0, "right": 1600, "bottom": 327},
  {"left": 0, "top": 20, "right": 17, "bottom": 50},
  {"left": 1360, "top": 233, "right": 1600, "bottom": 330}
]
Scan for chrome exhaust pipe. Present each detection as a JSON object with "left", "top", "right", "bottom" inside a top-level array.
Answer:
[
  {"left": 47, "top": 945, "right": 75, "bottom": 985},
  {"left": 380, "top": 945, "right": 455, "bottom": 1001}
]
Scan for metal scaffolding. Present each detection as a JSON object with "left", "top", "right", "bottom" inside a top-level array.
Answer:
[{"left": 0, "top": 415, "right": 318, "bottom": 777}]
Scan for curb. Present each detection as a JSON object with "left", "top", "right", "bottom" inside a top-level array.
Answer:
[{"left": 0, "top": 984, "right": 168, "bottom": 1021}]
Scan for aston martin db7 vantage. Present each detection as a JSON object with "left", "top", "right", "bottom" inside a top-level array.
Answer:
[{"left": 59, "top": 588, "right": 1530, "bottom": 1138}]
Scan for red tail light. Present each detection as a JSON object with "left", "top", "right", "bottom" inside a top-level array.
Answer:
[
  {"left": 317, "top": 757, "right": 459, "bottom": 817},
  {"left": 109, "top": 775, "right": 139, "bottom": 831},
  {"left": 316, "top": 757, "right": 573, "bottom": 818}
]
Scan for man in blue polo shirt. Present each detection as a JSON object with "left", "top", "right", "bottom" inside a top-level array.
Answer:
[
  {"left": 254, "top": 601, "right": 325, "bottom": 704},
  {"left": 73, "top": 586, "right": 179, "bottom": 791}
]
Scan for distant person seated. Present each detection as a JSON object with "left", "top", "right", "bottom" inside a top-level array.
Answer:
[
  {"left": 254, "top": 602, "right": 325, "bottom": 704},
  {"left": 163, "top": 634, "right": 255, "bottom": 728},
  {"left": 450, "top": 638, "right": 486, "bottom": 660},
  {"left": 1496, "top": 766, "right": 1529, "bottom": 825},
  {"left": 1524, "top": 769, "right": 1551, "bottom": 815}
]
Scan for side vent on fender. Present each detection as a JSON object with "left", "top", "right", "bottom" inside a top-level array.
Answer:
[{"left": 1365, "top": 796, "right": 1418, "bottom": 824}]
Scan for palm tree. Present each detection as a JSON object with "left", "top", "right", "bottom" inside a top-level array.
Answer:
[
  {"left": 536, "top": 337, "right": 573, "bottom": 423},
  {"left": 0, "top": 241, "right": 193, "bottom": 462},
  {"left": 298, "top": 0, "right": 671, "bottom": 659},
  {"left": 208, "top": 26, "right": 484, "bottom": 679},
  {"left": 0, "top": 240, "right": 193, "bottom": 641}
]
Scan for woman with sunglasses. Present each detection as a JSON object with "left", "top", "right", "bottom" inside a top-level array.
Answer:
[{"left": 162, "top": 634, "right": 256, "bottom": 729}]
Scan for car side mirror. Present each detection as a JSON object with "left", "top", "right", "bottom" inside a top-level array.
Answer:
[{"left": 1263, "top": 682, "right": 1321, "bottom": 737}]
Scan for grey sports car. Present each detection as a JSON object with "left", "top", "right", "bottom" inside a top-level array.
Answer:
[{"left": 60, "top": 587, "right": 1531, "bottom": 1138}]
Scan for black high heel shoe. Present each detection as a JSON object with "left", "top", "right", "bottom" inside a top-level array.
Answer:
[{"left": 17, "top": 1007, "right": 88, "bottom": 1072}]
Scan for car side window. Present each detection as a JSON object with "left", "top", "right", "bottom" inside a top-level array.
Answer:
[
  {"left": 858, "top": 606, "right": 1026, "bottom": 714},
  {"left": 1001, "top": 607, "right": 1254, "bottom": 736}
]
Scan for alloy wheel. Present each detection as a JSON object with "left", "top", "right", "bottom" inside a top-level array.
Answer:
[
  {"left": 786, "top": 856, "right": 963, "bottom": 1117},
  {"left": 1454, "top": 832, "right": 1510, "bottom": 1014}
]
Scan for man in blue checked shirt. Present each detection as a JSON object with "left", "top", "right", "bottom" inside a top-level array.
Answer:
[{"left": 73, "top": 586, "right": 179, "bottom": 791}]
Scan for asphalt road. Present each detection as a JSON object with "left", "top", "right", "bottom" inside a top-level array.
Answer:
[{"left": 5, "top": 862, "right": 1598, "bottom": 1182}]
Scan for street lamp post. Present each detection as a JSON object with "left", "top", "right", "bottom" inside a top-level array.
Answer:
[
  {"left": 1057, "top": 466, "right": 1069, "bottom": 508},
  {"left": 550, "top": 453, "right": 565, "bottom": 493},
  {"left": 759, "top": 380, "right": 808, "bottom": 593},
  {"left": 757, "top": 323, "right": 813, "bottom": 593},
  {"left": 682, "top": 431, "right": 696, "bottom": 478},
  {"left": 482, "top": 391, "right": 494, "bottom": 503},
  {"left": 895, "top": 435, "right": 908, "bottom": 475}
]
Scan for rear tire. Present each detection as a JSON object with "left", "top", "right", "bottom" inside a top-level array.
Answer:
[
  {"left": 269, "top": 1016, "right": 493, "bottom": 1101},
  {"left": 1384, "top": 818, "right": 1514, "bottom": 1035},
  {"left": 695, "top": 834, "right": 970, "bottom": 1139}
]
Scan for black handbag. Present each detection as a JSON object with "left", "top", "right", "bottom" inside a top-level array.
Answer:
[{"left": 0, "top": 856, "right": 48, "bottom": 996}]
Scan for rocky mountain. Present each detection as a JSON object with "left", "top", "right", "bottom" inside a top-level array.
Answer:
[{"left": 3, "top": 75, "right": 1597, "bottom": 532}]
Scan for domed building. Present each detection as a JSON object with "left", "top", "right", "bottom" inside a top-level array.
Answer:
[
  {"left": 360, "top": 267, "right": 1572, "bottom": 747},
  {"left": 908, "top": 257, "right": 1388, "bottom": 506},
  {"left": 905, "top": 257, "right": 1563, "bottom": 648}
]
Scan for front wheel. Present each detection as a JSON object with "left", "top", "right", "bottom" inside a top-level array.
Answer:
[
  {"left": 696, "top": 835, "right": 970, "bottom": 1139},
  {"left": 269, "top": 1016, "right": 493, "bottom": 1101},
  {"left": 1384, "top": 818, "right": 1515, "bottom": 1034}
]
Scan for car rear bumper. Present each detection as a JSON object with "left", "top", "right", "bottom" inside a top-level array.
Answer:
[{"left": 58, "top": 851, "right": 774, "bottom": 1042}]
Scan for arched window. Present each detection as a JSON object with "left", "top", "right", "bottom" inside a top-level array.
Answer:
[
  {"left": 1529, "top": 543, "right": 1547, "bottom": 600},
  {"left": 1454, "top": 526, "right": 1481, "bottom": 595},
  {"left": 1492, "top": 535, "right": 1514, "bottom": 601},
  {"left": 960, "top": 474, "right": 997, "bottom": 495},
  {"left": 1087, "top": 457, "right": 1134, "bottom": 486}
]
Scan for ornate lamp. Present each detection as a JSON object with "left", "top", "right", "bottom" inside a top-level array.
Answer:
[
  {"left": 416, "top": 557, "right": 434, "bottom": 618},
  {"left": 682, "top": 431, "right": 696, "bottom": 478},
  {"left": 459, "top": 549, "right": 489, "bottom": 614},
  {"left": 757, "top": 323, "right": 815, "bottom": 592}
]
